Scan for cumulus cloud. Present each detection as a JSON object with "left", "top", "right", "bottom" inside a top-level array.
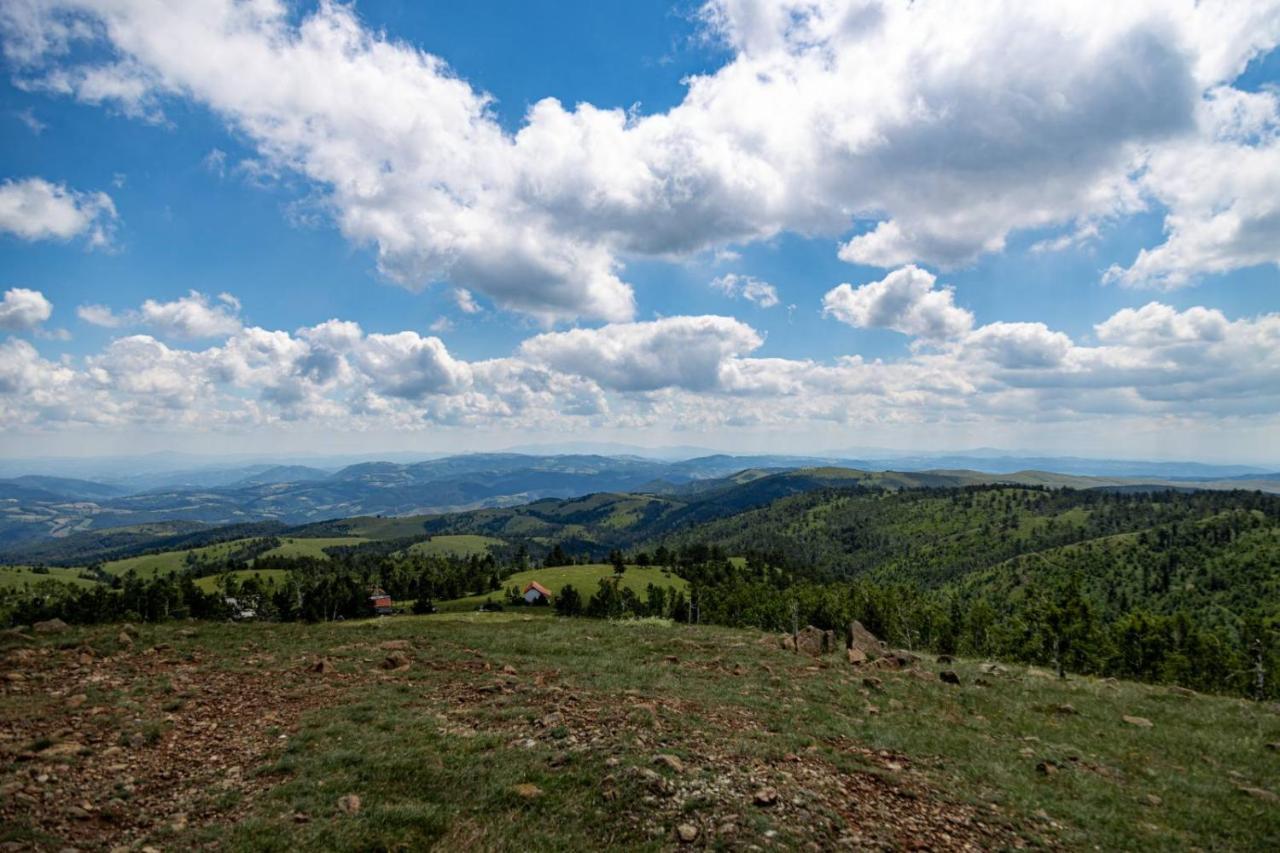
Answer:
[
  {"left": 0, "top": 177, "right": 116, "bottom": 246},
  {"left": 519, "top": 315, "right": 763, "bottom": 391},
  {"left": 78, "top": 290, "right": 243, "bottom": 339},
  {"left": 1094, "top": 302, "right": 1230, "bottom": 346},
  {"left": 962, "top": 322, "right": 1073, "bottom": 369},
  {"left": 822, "top": 266, "right": 974, "bottom": 340},
  {"left": 1, "top": 299, "right": 1278, "bottom": 439},
  {"left": 711, "top": 273, "right": 780, "bottom": 307},
  {"left": 5, "top": 1, "right": 1279, "bottom": 319},
  {"left": 0, "top": 287, "right": 53, "bottom": 332}
]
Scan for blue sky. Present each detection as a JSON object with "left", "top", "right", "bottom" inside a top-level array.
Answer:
[{"left": 0, "top": 1, "right": 1278, "bottom": 461}]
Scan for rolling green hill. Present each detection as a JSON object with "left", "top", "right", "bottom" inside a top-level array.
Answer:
[
  {"left": 436, "top": 563, "right": 686, "bottom": 612},
  {"left": 193, "top": 569, "right": 289, "bottom": 593},
  {"left": 403, "top": 534, "right": 505, "bottom": 558},
  {"left": 258, "top": 537, "right": 368, "bottom": 560},
  {"left": 0, "top": 565, "right": 100, "bottom": 590}
]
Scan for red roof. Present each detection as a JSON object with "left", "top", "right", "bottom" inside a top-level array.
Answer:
[{"left": 523, "top": 581, "right": 553, "bottom": 597}]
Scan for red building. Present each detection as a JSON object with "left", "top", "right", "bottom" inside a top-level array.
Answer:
[{"left": 369, "top": 589, "right": 394, "bottom": 616}]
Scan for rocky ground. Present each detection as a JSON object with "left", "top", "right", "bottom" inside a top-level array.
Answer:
[{"left": 2, "top": 616, "right": 1277, "bottom": 851}]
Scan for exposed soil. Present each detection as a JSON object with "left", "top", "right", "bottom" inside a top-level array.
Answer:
[{"left": 2, "top": 634, "right": 1032, "bottom": 851}]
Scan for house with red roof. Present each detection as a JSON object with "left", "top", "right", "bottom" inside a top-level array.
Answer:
[
  {"left": 369, "top": 588, "right": 394, "bottom": 616},
  {"left": 523, "top": 581, "right": 553, "bottom": 605}
]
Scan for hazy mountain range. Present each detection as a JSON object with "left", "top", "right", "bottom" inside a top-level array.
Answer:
[{"left": 2, "top": 451, "right": 1277, "bottom": 552}]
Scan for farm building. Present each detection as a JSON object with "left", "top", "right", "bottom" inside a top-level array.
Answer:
[
  {"left": 369, "top": 588, "right": 394, "bottom": 616},
  {"left": 523, "top": 581, "right": 553, "bottom": 605}
]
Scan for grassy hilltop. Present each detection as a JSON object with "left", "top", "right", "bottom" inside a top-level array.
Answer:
[{"left": 2, "top": 616, "right": 1278, "bottom": 851}]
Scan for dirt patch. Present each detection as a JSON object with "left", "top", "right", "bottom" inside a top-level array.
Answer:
[
  {"left": 0, "top": 643, "right": 339, "bottom": 850},
  {"left": 408, "top": 658, "right": 1030, "bottom": 850}
]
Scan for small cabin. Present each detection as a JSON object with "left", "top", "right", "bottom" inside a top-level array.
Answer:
[
  {"left": 523, "top": 581, "right": 553, "bottom": 605},
  {"left": 224, "top": 596, "right": 257, "bottom": 621},
  {"left": 369, "top": 588, "right": 394, "bottom": 616}
]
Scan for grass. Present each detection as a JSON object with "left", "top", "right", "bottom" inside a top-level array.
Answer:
[
  {"left": 402, "top": 534, "right": 504, "bottom": 558},
  {"left": 258, "top": 537, "right": 367, "bottom": 560},
  {"left": 0, "top": 565, "right": 99, "bottom": 590},
  {"left": 193, "top": 569, "right": 290, "bottom": 593},
  {"left": 101, "top": 539, "right": 259, "bottom": 578},
  {"left": 333, "top": 516, "right": 432, "bottom": 541},
  {"left": 436, "top": 563, "right": 687, "bottom": 612},
  {"left": 2, "top": 617, "right": 1276, "bottom": 851},
  {"left": 98, "top": 536, "right": 365, "bottom": 578}
]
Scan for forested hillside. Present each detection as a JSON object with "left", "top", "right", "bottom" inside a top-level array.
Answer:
[{"left": 6, "top": 475, "right": 1279, "bottom": 698}]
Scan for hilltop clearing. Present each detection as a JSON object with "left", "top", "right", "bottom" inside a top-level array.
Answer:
[{"left": 1, "top": 617, "right": 1277, "bottom": 851}]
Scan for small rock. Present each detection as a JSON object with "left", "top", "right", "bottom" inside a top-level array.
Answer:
[
  {"left": 337, "top": 794, "right": 361, "bottom": 815},
  {"left": 40, "top": 741, "right": 85, "bottom": 759},
  {"left": 1144, "top": 794, "right": 1162, "bottom": 806},
  {"left": 512, "top": 783, "right": 543, "bottom": 799},
  {"left": 1238, "top": 786, "right": 1280, "bottom": 803},
  {"left": 939, "top": 670, "right": 961, "bottom": 685},
  {"left": 1036, "top": 760, "right": 1059, "bottom": 777},
  {"left": 753, "top": 786, "right": 779, "bottom": 807},
  {"left": 1122, "top": 715, "right": 1154, "bottom": 729},
  {"left": 1054, "top": 703, "right": 1078, "bottom": 715},
  {"left": 676, "top": 823, "right": 699, "bottom": 844},
  {"left": 32, "top": 619, "right": 69, "bottom": 635},
  {"left": 380, "top": 652, "right": 411, "bottom": 671},
  {"left": 1168, "top": 686, "right": 1196, "bottom": 697},
  {"left": 846, "top": 647, "right": 867, "bottom": 665},
  {"left": 501, "top": 664, "right": 518, "bottom": 674},
  {"left": 862, "top": 676, "right": 883, "bottom": 691},
  {"left": 65, "top": 694, "right": 87, "bottom": 709},
  {"left": 116, "top": 631, "right": 134, "bottom": 647},
  {"left": 310, "top": 658, "right": 334, "bottom": 674},
  {"left": 380, "top": 640, "right": 411, "bottom": 651},
  {"left": 653, "top": 754, "right": 685, "bottom": 774}
]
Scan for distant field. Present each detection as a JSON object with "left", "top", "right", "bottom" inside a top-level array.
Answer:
[
  {"left": 0, "top": 565, "right": 99, "bottom": 590},
  {"left": 437, "top": 563, "right": 686, "bottom": 612},
  {"left": 258, "top": 536, "right": 367, "bottom": 560},
  {"left": 403, "top": 534, "right": 504, "bottom": 558},
  {"left": 101, "top": 538, "right": 263, "bottom": 578},
  {"left": 332, "top": 516, "right": 431, "bottom": 540},
  {"left": 193, "top": 569, "right": 289, "bottom": 593},
  {"left": 100, "top": 536, "right": 367, "bottom": 578}
]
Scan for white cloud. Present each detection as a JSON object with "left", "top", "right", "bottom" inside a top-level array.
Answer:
[
  {"left": 0, "top": 287, "right": 53, "bottom": 332},
  {"left": 1106, "top": 88, "right": 1280, "bottom": 288},
  {"left": 78, "top": 290, "right": 243, "bottom": 339},
  {"left": 711, "top": 273, "right": 780, "bottom": 307},
  {"left": 0, "top": 177, "right": 116, "bottom": 246},
  {"left": 351, "top": 332, "right": 473, "bottom": 400},
  {"left": 76, "top": 303, "right": 123, "bottom": 328},
  {"left": 520, "top": 315, "right": 763, "bottom": 391},
  {"left": 962, "top": 322, "right": 1073, "bottom": 369},
  {"left": 1, "top": 298, "right": 1278, "bottom": 440},
  {"left": 452, "top": 288, "right": 481, "bottom": 314},
  {"left": 822, "top": 265, "right": 973, "bottom": 340},
  {"left": 1095, "top": 302, "right": 1230, "bottom": 346},
  {"left": 7, "top": 1, "right": 1279, "bottom": 318}
]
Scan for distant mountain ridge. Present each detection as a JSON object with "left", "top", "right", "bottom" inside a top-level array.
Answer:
[{"left": 2, "top": 452, "right": 1278, "bottom": 553}]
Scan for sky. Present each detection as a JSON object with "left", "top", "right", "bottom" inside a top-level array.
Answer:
[{"left": 0, "top": 0, "right": 1278, "bottom": 463}]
